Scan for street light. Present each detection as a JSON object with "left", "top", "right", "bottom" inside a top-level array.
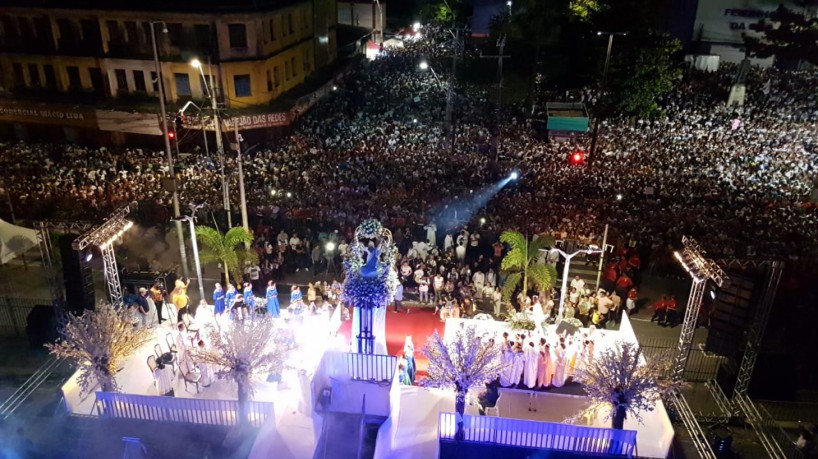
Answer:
[
  {"left": 589, "top": 31, "right": 628, "bottom": 164},
  {"left": 150, "top": 20, "right": 189, "bottom": 278},
  {"left": 543, "top": 247, "right": 602, "bottom": 320},
  {"left": 172, "top": 203, "right": 205, "bottom": 304},
  {"left": 418, "top": 60, "right": 452, "bottom": 135},
  {"left": 190, "top": 57, "right": 231, "bottom": 228}
]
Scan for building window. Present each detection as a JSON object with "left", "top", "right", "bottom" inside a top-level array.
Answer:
[
  {"left": 12, "top": 63, "right": 24, "bottom": 87},
  {"left": 228, "top": 24, "right": 247, "bottom": 48},
  {"left": 199, "top": 73, "right": 211, "bottom": 96},
  {"left": 167, "top": 23, "right": 183, "bottom": 46},
  {"left": 151, "top": 71, "right": 158, "bottom": 92},
  {"left": 115, "top": 69, "right": 128, "bottom": 92},
  {"left": 44, "top": 65, "right": 57, "bottom": 90},
  {"left": 133, "top": 70, "right": 146, "bottom": 92},
  {"left": 124, "top": 21, "right": 137, "bottom": 43},
  {"left": 106, "top": 20, "right": 122, "bottom": 43},
  {"left": 28, "top": 64, "right": 40, "bottom": 87},
  {"left": 66, "top": 66, "right": 81, "bottom": 89},
  {"left": 284, "top": 61, "right": 290, "bottom": 80},
  {"left": 269, "top": 19, "right": 275, "bottom": 41},
  {"left": 234, "top": 74, "right": 251, "bottom": 97},
  {"left": 291, "top": 57, "right": 297, "bottom": 77},
  {"left": 89, "top": 67, "right": 104, "bottom": 93},
  {"left": 175, "top": 73, "right": 191, "bottom": 96},
  {"left": 1, "top": 16, "right": 18, "bottom": 39},
  {"left": 18, "top": 17, "right": 34, "bottom": 40},
  {"left": 194, "top": 24, "right": 210, "bottom": 51},
  {"left": 266, "top": 70, "right": 272, "bottom": 92},
  {"left": 288, "top": 14, "right": 294, "bottom": 35},
  {"left": 273, "top": 66, "right": 280, "bottom": 87}
]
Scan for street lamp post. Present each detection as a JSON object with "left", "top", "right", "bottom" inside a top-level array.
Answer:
[
  {"left": 151, "top": 20, "right": 189, "bottom": 278},
  {"left": 172, "top": 206, "right": 206, "bottom": 304},
  {"left": 191, "top": 58, "right": 231, "bottom": 228},
  {"left": 232, "top": 123, "right": 250, "bottom": 233},
  {"left": 419, "top": 60, "right": 453, "bottom": 140},
  {"left": 589, "top": 31, "right": 627, "bottom": 164},
  {"left": 544, "top": 247, "right": 602, "bottom": 320}
]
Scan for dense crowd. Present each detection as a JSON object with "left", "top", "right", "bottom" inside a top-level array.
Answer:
[{"left": 2, "top": 26, "right": 817, "bottom": 267}]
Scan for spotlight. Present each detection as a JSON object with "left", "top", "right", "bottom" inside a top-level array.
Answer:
[
  {"left": 419, "top": 61, "right": 429, "bottom": 70},
  {"left": 616, "top": 194, "right": 623, "bottom": 201},
  {"left": 332, "top": 85, "right": 338, "bottom": 91},
  {"left": 270, "top": 189, "right": 276, "bottom": 196},
  {"left": 85, "top": 252, "right": 93, "bottom": 262},
  {"left": 286, "top": 192, "right": 292, "bottom": 198},
  {"left": 470, "top": 190, "right": 474, "bottom": 194},
  {"left": 710, "top": 289, "right": 716, "bottom": 300},
  {"left": 413, "top": 118, "right": 418, "bottom": 123},
  {"left": 479, "top": 217, "right": 486, "bottom": 225},
  {"left": 509, "top": 172, "right": 519, "bottom": 180},
  {"left": 326, "top": 241, "right": 336, "bottom": 252}
]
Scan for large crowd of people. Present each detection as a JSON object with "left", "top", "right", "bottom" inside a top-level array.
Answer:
[{"left": 2, "top": 26, "right": 816, "bottom": 270}]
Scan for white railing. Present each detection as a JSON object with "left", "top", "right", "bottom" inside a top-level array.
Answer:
[
  {"left": 437, "top": 412, "right": 637, "bottom": 457},
  {"left": 95, "top": 392, "right": 274, "bottom": 428},
  {"left": 325, "top": 351, "right": 397, "bottom": 383}
]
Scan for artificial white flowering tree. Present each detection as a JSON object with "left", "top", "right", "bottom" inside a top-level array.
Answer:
[
  {"left": 570, "top": 340, "right": 683, "bottom": 429},
  {"left": 420, "top": 327, "right": 507, "bottom": 440},
  {"left": 47, "top": 302, "right": 153, "bottom": 393},
  {"left": 192, "top": 317, "right": 293, "bottom": 425}
]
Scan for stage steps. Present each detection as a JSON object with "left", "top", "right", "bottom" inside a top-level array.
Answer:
[{"left": 313, "top": 411, "right": 386, "bottom": 459}]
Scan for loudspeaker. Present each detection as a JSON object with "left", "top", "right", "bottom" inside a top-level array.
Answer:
[
  {"left": 706, "top": 271, "right": 757, "bottom": 358},
  {"left": 26, "top": 305, "right": 59, "bottom": 348},
  {"left": 59, "top": 235, "right": 94, "bottom": 313}
]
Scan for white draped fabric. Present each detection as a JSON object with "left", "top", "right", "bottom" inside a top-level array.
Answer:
[{"left": 0, "top": 219, "right": 38, "bottom": 264}]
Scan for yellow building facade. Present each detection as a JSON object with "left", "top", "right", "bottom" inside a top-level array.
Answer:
[{"left": 0, "top": 1, "right": 338, "bottom": 110}]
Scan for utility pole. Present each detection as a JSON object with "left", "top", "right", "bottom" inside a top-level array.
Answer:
[
  {"left": 151, "top": 21, "right": 189, "bottom": 279},
  {"left": 589, "top": 31, "right": 627, "bottom": 165},
  {"left": 480, "top": 35, "right": 510, "bottom": 163},
  {"left": 232, "top": 123, "right": 249, "bottom": 233}
]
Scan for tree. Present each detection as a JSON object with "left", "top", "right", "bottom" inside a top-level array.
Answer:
[
  {"left": 192, "top": 318, "right": 292, "bottom": 425},
  {"left": 419, "top": 328, "right": 507, "bottom": 440},
  {"left": 47, "top": 302, "right": 154, "bottom": 393},
  {"left": 744, "top": 4, "right": 818, "bottom": 67},
  {"left": 606, "top": 32, "right": 681, "bottom": 118},
  {"left": 499, "top": 231, "right": 558, "bottom": 302},
  {"left": 194, "top": 226, "right": 257, "bottom": 284},
  {"left": 570, "top": 340, "right": 683, "bottom": 429}
]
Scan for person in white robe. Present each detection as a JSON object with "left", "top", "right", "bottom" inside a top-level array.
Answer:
[
  {"left": 455, "top": 234, "right": 467, "bottom": 262},
  {"left": 523, "top": 341, "right": 540, "bottom": 388},
  {"left": 472, "top": 270, "right": 485, "bottom": 298},
  {"left": 424, "top": 223, "right": 437, "bottom": 248},
  {"left": 552, "top": 343, "right": 567, "bottom": 388},
  {"left": 499, "top": 344, "right": 516, "bottom": 387},
  {"left": 443, "top": 233, "right": 454, "bottom": 252},
  {"left": 510, "top": 345, "right": 525, "bottom": 387},
  {"left": 531, "top": 296, "right": 545, "bottom": 333}
]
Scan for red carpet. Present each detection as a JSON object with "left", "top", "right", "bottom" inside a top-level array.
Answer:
[{"left": 337, "top": 307, "right": 444, "bottom": 378}]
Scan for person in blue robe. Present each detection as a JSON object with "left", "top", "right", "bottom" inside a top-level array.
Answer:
[
  {"left": 243, "top": 282, "right": 255, "bottom": 312},
  {"left": 225, "top": 283, "right": 237, "bottom": 314},
  {"left": 213, "top": 283, "right": 226, "bottom": 314},
  {"left": 266, "top": 281, "right": 280, "bottom": 317}
]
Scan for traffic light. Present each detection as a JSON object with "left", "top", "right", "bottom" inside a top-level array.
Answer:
[
  {"left": 569, "top": 150, "right": 585, "bottom": 165},
  {"left": 168, "top": 130, "right": 176, "bottom": 140}
]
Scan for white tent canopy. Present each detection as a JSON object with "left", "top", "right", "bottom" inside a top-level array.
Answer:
[{"left": 0, "top": 219, "right": 38, "bottom": 264}]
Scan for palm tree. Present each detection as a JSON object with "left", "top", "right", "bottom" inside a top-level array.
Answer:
[
  {"left": 194, "top": 226, "right": 257, "bottom": 284},
  {"left": 499, "top": 231, "right": 558, "bottom": 302}
]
